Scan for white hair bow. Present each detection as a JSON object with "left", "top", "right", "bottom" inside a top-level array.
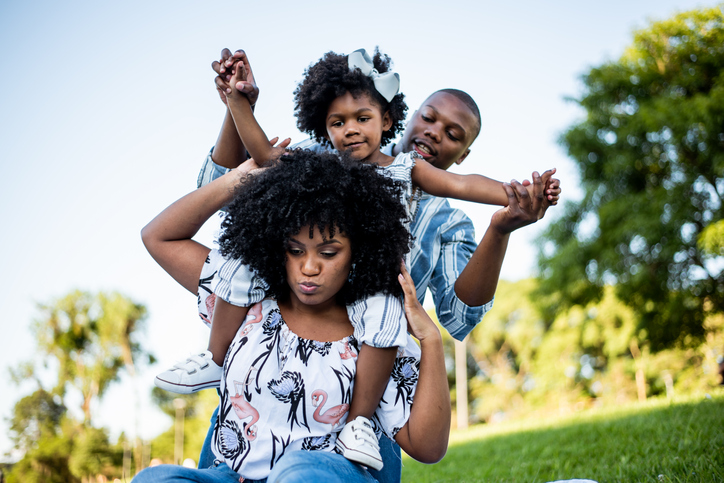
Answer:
[{"left": 347, "top": 49, "right": 400, "bottom": 103}]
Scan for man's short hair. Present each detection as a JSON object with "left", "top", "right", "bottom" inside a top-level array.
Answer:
[{"left": 434, "top": 88, "right": 481, "bottom": 141}]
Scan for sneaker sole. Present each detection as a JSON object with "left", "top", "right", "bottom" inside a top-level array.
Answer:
[
  {"left": 154, "top": 376, "right": 221, "bottom": 394},
  {"left": 335, "top": 440, "right": 384, "bottom": 471}
]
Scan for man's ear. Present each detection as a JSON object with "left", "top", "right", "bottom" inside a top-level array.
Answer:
[
  {"left": 456, "top": 148, "right": 471, "bottom": 165},
  {"left": 382, "top": 111, "right": 393, "bottom": 132}
]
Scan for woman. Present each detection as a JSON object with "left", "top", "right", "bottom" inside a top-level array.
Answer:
[{"left": 135, "top": 150, "right": 450, "bottom": 482}]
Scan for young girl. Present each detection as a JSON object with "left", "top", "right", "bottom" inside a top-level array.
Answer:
[{"left": 156, "top": 48, "right": 556, "bottom": 469}]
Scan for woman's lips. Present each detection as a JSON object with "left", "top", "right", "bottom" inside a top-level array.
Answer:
[{"left": 299, "top": 282, "right": 319, "bottom": 294}]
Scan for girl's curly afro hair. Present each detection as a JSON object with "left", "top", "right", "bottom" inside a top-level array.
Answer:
[
  {"left": 294, "top": 48, "right": 408, "bottom": 148},
  {"left": 218, "top": 149, "right": 412, "bottom": 304}
]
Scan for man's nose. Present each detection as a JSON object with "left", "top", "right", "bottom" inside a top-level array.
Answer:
[{"left": 424, "top": 124, "right": 442, "bottom": 142}]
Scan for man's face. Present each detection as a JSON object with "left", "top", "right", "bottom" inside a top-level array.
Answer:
[{"left": 398, "top": 92, "right": 478, "bottom": 171}]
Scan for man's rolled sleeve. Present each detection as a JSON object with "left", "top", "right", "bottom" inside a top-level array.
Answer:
[{"left": 197, "top": 149, "right": 230, "bottom": 189}]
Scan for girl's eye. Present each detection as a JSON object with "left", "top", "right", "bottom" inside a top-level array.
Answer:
[
  {"left": 358, "top": 117, "right": 370, "bottom": 123},
  {"left": 321, "top": 251, "right": 337, "bottom": 258},
  {"left": 331, "top": 121, "right": 343, "bottom": 128},
  {"left": 288, "top": 248, "right": 303, "bottom": 255}
]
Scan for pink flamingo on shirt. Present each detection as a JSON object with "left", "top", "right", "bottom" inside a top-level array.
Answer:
[
  {"left": 240, "top": 302, "right": 263, "bottom": 336},
  {"left": 230, "top": 381, "right": 259, "bottom": 441},
  {"left": 311, "top": 389, "right": 349, "bottom": 429},
  {"left": 339, "top": 339, "right": 357, "bottom": 360},
  {"left": 200, "top": 293, "right": 217, "bottom": 326}
]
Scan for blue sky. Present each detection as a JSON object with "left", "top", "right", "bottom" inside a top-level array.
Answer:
[{"left": 0, "top": 0, "right": 715, "bottom": 462}]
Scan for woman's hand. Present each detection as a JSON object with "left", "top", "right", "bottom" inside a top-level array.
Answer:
[
  {"left": 398, "top": 263, "right": 440, "bottom": 343},
  {"left": 394, "top": 262, "right": 449, "bottom": 464}
]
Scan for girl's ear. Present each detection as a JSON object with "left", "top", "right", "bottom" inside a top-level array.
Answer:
[{"left": 382, "top": 111, "right": 393, "bottom": 132}]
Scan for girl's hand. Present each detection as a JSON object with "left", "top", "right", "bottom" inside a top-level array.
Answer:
[
  {"left": 519, "top": 168, "right": 560, "bottom": 207},
  {"left": 398, "top": 263, "right": 440, "bottom": 343},
  {"left": 212, "top": 49, "right": 260, "bottom": 107},
  {"left": 235, "top": 137, "right": 292, "bottom": 174}
]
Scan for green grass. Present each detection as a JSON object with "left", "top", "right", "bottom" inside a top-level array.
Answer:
[{"left": 401, "top": 391, "right": 724, "bottom": 483}]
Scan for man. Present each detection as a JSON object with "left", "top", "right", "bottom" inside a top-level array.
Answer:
[{"left": 196, "top": 49, "right": 560, "bottom": 481}]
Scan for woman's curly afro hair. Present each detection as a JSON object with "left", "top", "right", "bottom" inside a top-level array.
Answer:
[
  {"left": 218, "top": 149, "right": 412, "bottom": 304},
  {"left": 294, "top": 48, "right": 408, "bottom": 148}
]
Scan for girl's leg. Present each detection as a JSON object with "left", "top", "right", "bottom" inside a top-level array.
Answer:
[
  {"left": 155, "top": 300, "right": 249, "bottom": 394},
  {"left": 336, "top": 344, "right": 397, "bottom": 470},
  {"left": 348, "top": 345, "right": 397, "bottom": 421},
  {"left": 208, "top": 298, "right": 249, "bottom": 366},
  {"left": 267, "top": 450, "right": 377, "bottom": 483}
]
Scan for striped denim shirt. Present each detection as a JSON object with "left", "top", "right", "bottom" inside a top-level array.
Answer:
[{"left": 197, "top": 144, "right": 492, "bottom": 340}]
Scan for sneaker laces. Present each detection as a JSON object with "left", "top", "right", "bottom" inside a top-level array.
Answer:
[
  {"left": 172, "top": 353, "right": 211, "bottom": 374},
  {"left": 350, "top": 418, "right": 379, "bottom": 448}
]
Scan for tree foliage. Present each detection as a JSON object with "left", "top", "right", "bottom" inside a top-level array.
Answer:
[
  {"left": 7, "top": 291, "right": 151, "bottom": 481},
  {"left": 30, "top": 290, "right": 151, "bottom": 424},
  {"left": 6, "top": 390, "right": 77, "bottom": 483},
  {"left": 539, "top": 7, "right": 724, "bottom": 351}
]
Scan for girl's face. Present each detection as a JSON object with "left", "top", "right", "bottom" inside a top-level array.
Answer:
[
  {"left": 285, "top": 225, "right": 352, "bottom": 308},
  {"left": 325, "top": 92, "right": 392, "bottom": 163}
]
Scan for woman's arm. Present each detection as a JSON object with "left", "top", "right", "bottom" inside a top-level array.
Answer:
[
  {"left": 140, "top": 160, "right": 259, "bottom": 293},
  {"left": 393, "top": 264, "right": 451, "bottom": 464}
]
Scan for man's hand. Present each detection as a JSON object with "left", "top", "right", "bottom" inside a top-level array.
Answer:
[
  {"left": 521, "top": 168, "right": 560, "bottom": 206},
  {"left": 492, "top": 168, "right": 559, "bottom": 235},
  {"left": 212, "top": 48, "right": 259, "bottom": 107}
]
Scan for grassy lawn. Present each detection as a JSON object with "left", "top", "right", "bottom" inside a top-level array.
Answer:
[{"left": 401, "top": 391, "right": 724, "bottom": 483}]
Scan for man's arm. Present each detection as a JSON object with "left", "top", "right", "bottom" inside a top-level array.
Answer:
[{"left": 454, "top": 171, "right": 553, "bottom": 306}]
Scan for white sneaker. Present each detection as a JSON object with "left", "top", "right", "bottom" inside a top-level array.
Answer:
[
  {"left": 335, "top": 416, "right": 383, "bottom": 470},
  {"left": 154, "top": 351, "right": 222, "bottom": 394}
]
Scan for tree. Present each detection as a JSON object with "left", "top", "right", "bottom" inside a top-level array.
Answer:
[
  {"left": 6, "top": 390, "right": 76, "bottom": 483},
  {"left": 539, "top": 7, "right": 724, "bottom": 351},
  {"left": 30, "top": 290, "right": 151, "bottom": 424}
]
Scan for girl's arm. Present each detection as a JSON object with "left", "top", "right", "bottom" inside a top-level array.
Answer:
[
  {"left": 393, "top": 265, "right": 451, "bottom": 464},
  {"left": 140, "top": 160, "right": 259, "bottom": 293},
  {"left": 223, "top": 60, "right": 287, "bottom": 165},
  {"left": 411, "top": 159, "right": 559, "bottom": 207}
]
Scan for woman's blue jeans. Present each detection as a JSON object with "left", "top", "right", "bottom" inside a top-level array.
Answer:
[
  {"left": 134, "top": 450, "right": 377, "bottom": 483},
  {"left": 198, "top": 405, "right": 401, "bottom": 482}
]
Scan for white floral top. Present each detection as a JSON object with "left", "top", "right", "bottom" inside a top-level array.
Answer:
[{"left": 199, "top": 250, "right": 422, "bottom": 480}]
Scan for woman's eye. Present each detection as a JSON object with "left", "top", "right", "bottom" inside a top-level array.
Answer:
[
  {"left": 321, "top": 251, "right": 337, "bottom": 258},
  {"left": 288, "top": 248, "right": 303, "bottom": 255}
]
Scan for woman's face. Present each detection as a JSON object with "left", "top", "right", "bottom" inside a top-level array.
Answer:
[{"left": 285, "top": 225, "right": 352, "bottom": 307}]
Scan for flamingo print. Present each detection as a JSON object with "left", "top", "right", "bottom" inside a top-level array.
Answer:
[
  {"left": 230, "top": 381, "right": 259, "bottom": 441},
  {"left": 200, "top": 293, "right": 217, "bottom": 326},
  {"left": 339, "top": 339, "right": 357, "bottom": 360},
  {"left": 311, "top": 389, "right": 349, "bottom": 429},
  {"left": 240, "top": 302, "right": 263, "bottom": 336}
]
